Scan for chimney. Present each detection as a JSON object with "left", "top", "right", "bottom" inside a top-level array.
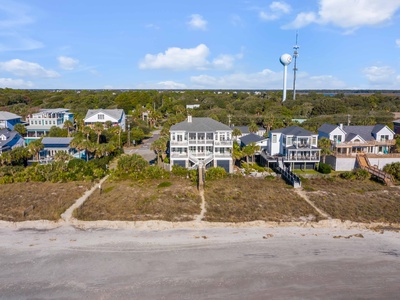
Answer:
[
  {"left": 339, "top": 123, "right": 343, "bottom": 129},
  {"left": 188, "top": 115, "right": 192, "bottom": 123}
]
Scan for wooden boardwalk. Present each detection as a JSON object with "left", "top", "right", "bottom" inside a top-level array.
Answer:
[{"left": 356, "top": 154, "right": 394, "bottom": 186}]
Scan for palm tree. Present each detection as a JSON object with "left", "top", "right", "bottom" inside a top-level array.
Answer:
[
  {"left": 151, "top": 137, "right": 168, "bottom": 164},
  {"left": 63, "top": 120, "right": 74, "bottom": 137},
  {"left": 70, "top": 136, "right": 84, "bottom": 159},
  {"left": 93, "top": 122, "right": 104, "bottom": 144},
  {"left": 28, "top": 139, "right": 44, "bottom": 161},
  {"left": 248, "top": 122, "right": 258, "bottom": 134},
  {"left": 82, "top": 126, "right": 92, "bottom": 140},
  {"left": 232, "top": 128, "right": 242, "bottom": 141},
  {"left": 13, "top": 124, "right": 27, "bottom": 136},
  {"left": 232, "top": 141, "right": 243, "bottom": 167},
  {"left": 262, "top": 113, "right": 275, "bottom": 136},
  {"left": 242, "top": 142, "right": 260, "bottom": 163},
  {"left": 318, "top": 137, "right": 332, "bottom": 163},
  {"left": 54, "top": 151, "right": 72, "bottom": 162}
]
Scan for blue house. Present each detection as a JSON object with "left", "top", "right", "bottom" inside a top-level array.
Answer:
[{"left": 0, "top": 111, "right": 22, "bottom": 130}]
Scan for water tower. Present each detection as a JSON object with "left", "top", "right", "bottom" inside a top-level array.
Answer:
[{"left": 279, "top": 53, "right": 292, "bottom": 102}]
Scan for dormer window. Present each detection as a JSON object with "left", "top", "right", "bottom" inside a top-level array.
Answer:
[
  {"left": 98, "top": 114, "right": 104, "bottom": 120},
  {"left": 0, "top": 135, "right": 6, "bottom": 140}
]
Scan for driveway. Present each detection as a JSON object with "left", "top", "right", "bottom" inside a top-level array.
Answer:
[{"left": 124, "top": 130, "right": 161, "bottom": 162}]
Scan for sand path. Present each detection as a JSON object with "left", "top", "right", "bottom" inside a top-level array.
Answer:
[{"left": 295, "top": 188, "right": 330, "bottom": 219}]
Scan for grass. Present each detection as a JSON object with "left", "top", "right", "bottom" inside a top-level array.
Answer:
[
  {"left": 204, "top": 176, "right": 322, "bottom": 222},
  {"left": 0, "top": 182, "right": 92, "bottom": 221},
  {"left": 303, "top": 177, "right": 400, "bottom": 223},
  {"left": 74, "top": 178, "right": 201, "bottom": 221}
]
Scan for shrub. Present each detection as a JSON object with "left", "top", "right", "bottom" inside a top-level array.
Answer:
[
  {"left": 157, "top": 181, "right": 172, "bottom": 188},
  {"left": 205, "top": 167, "right": 227, "bottom": 180},
  {"left": 318, "top": 163, "right": 332, "bottom": 174},
  {"left": 171, "top": 165, "right": 189, "bottom": 178}
]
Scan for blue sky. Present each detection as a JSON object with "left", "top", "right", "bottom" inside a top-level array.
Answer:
[{"left": 0, "top": 0, "right": 400, "bottom": 90}]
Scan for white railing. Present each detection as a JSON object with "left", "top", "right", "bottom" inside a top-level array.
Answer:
[
  {"left": 170, "top": 152, "right": 188, "bottom": 158},
  {"left": 214, "top": 140, "right": 233, "bottom": 146},
  {"left": 333, "top": 140, "right": 396, "bottom": 147}
]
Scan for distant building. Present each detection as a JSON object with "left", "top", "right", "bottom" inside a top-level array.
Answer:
[
  {"left": 169, "top": 116, "right": 233, "bottom": 173},
  {"left": 84, "top": 109, "right": 126, "bottom": 131},
  {"left": 240, "top": 133, "right": 268, "bottom": 151},
  {"left": 0, "top": 111, "right": 22, "bottom": 130},
  {"left": 263, "top": 126, "right": 320, "bottom": 170},
  {"left": 41, "top": 137, "right": 75, "bottom": 159},
  {"left": 186, "top": 104, "right": 200, "bottom": 110},
  {"left": 26, "top": 109, "right": 74, "bottom": 143},
  {"left": 0, "top": 129, "right": 25, "bottom": 154},
  {"left": 231, "top": 125, "right": 266, "bottom": 142},
  {"left": 394, "top": 119, "right": 400, "bottom": 134}
]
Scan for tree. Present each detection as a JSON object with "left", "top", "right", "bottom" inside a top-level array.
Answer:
[
  {"left": 151, "top": 137, "right": 168, "bottom": 164},
  {"left": 93, "top": 122, "right": 104, "bottom": 144},
  {"left": 318, "top": 137, "right": 332, "bottom": 163},
  {"left": 13, "top": 123, "right": 26, "bottom": 136},
  {"left": 28, "top": 139, "right": 44, "bottom": 161},
  {"left": 63, "top": 120, "right": 74, "bottom": 137},
  {"left": 48, "top": 126, "right": 68, "bottom": 137},
  {"left": 82, "top": 126, "right": 93, "bottom": 141},
  {"left": 232, "top": 128, "right": 242, "bottom": 141},
  {"left": 248, "top": 122, "right": 258, "bottom": 134},
  {"left": 54, "top": 151, "right": 72, "bottom": 162},
  {"left": 232, "top": 141, "right": 243, "bottom": 167}
]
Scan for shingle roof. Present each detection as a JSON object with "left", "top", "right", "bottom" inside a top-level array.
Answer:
[
  {"left": 84, "top": 109, "right": 124, "bottom": 121},
  {"left": 0, "top": 129, "right": 21, "bottom": 148},
  {"left": 318, "top": 123, "right": 339, "bottom": 134},
  {"left": 270, "top": 126, "right": 314, "bottom": 136},
  {"left": 42, "top": 137, "right": 73, "bottom": 145},
  {"left": 343, "top": 126, "right": 375, "bottom": 141},
  {"left": 170, "top": 117, "right": 231, "bottom": 132},
  {"left": 0, "top": 111, "right": 22, "bottom": 120},
  {"left": 240, "top": 133, "right": 265, "bottom": 146},
  {"left": 231, "top": 126, "right": 265, "bottom": 134}
]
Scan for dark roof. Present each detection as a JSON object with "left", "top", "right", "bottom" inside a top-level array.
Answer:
[
  {"left": 42, "top": 137, "right": 73, "bottom": 145},
  {"left": 231, "top": 126, "right": 265, "bottom": 134},
  {"left": 318, "top": 123, "right": 339, "bottom": 134},
  {"left": 0, "top": 129, "right": 22, "bottom": 148},
  {"left": 343, "top": 126, "right": 375, "bottom": 141},
  {"left": 171, "top": 117, "right": 231, "bottom": 132},
  {"left": 240, "top": 133, "right": 265, "bottom": 146},
  {"left": 371, "top": 124, "right": 386, "bottom": 134},
  {"left": 270, "top": 126, "right": 315, "bottom": 136}
]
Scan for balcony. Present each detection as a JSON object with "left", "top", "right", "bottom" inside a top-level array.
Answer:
[
  {"left": 170, "top": 151, "right": 188, "bottom": 158},
  {"left": 333, "top": 139, "right": 396, "bottom": 148},
  {"left": 214, "top": 140, "right": 233, "bottom": 146},
  {"left": 170, "top": 140, "right": 188, "bottom": 146},
  {"left": 188, "top": 139, "right": 214, "bottom": 145}
]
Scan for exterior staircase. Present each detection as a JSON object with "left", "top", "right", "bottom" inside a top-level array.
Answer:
[
  {"left": 275, "top": 158, "right": 301, "bottom": 188},
  {"left": 356, "top": 154, "right": 394, "bottom": 186}
]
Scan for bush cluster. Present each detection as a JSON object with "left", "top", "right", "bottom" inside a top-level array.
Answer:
[
  {"left": 340, "top": 168, "right": 370, "bottom": 180},
  {"left": 318, "top": 163, "right": 332, "bottom": 174}
]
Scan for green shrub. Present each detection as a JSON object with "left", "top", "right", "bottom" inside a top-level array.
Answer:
[
  {"left": 157, "top": 181, "right": 172, "bottom": 188},
  {"left": 318, "top": 163, "right": 332, "bottom": 174},
  {"left": 205, "top": 167, "right": 227, "bottom": 180},
  {"left": 171, "top": 165, "right": 189, "bottom": 178}
]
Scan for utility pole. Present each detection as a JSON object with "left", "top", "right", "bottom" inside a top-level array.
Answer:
[
  {"left": 127, "top": 124, "right": 131, "bottom": 146},
  {"left": 292, "top": 31, "right": 299, "bottom": 101}
]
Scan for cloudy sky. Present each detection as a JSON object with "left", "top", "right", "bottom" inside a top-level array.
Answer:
[{"left": 0, "top": 0, "right": 400, "bottom": 90}]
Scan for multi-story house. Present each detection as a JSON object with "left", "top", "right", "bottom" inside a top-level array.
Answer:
[
  {"left": 0, "top": 129, "right": 25, "bottom": 154},
  {"left": 318, "top": 124, "right": 396, "bottom": 155},
  {"left": 318, "top": 123, "right": 399, "bottom": 171},
  {"left": 84, "top": 109, "right": 126, "bottom": 131},
  {"left": 25, "top": 108, "right": 74, "bottom": 143},
  {"left": 264, "top": 126, "right": 321, "bottom": 170},
  {"left": 169, "top": 116, "right": 233, "bottom": 173},
  {"left": 0, "top": 111, "right": 22, "bottom": 130}
]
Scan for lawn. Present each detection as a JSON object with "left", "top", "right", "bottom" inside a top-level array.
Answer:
[
  {"left": 74, "top": 179, "right": 201, "bottom": 221},
  {"left": 0, "top": 182, "right": 92, "bottom": 221},
  {"left": 302, "top": 177, "right": 400, "bottom": 223},
  {"left": 203, "top": 176, "right": 322, "bottom": 222}
]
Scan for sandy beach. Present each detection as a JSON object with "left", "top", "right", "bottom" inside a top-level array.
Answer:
[{"left": 0, "top": 220, "right": 399, "bottom": 299}]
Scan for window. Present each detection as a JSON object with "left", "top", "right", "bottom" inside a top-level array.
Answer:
[
  {"left": 272, "top": 134, "right": 277, "bottom": 143},
  {"left": 312, "top": 137, "right": 317, "bottom": 145},
  {"left": 287, "top": 137, "right": 292, "bottom": 145},
  {"left": 172, "top": 133, "right": 176, "bottom": 141},
  {"left": 206, "top": 133, "right": 213, "bottom": 140},
  {"left": 98, "top": 114, "right": 104, "bottom": 120},
  {"left": 380, "top": 135, "right": 389, "bottom": 141},
  {"left": 333, "top": 135, "right": 342, "bottom": 142},
  {"left": 177, "top": 135, "right": 183, "bottom": 142},
  {"left": 206, "top": 146, "right": 213, "bottom": 153},
  {"left": 189, "top": 133, "right": 196, "bottom": 140}
]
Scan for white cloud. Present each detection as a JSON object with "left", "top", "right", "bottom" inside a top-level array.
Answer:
[
  {"left": 57, "top": 56, "right": 79, "bottom": 70},
  {"left": 363, "top": 66, "right": 397, "bottom": 86},
  {"left": 0, "top": 78, "right": 34, "bottom": 88},
  {"left": 139, "top": 44, "right": 242, "bottom": 71},
  {"left": 260, "top": 1, "right": 291, "bottom": 21},
  {"left": 188, "top": 14, "right": 207, "bottom": 30},
  {"left": 0, "top": 59, "right": 60, "bottom": 78},
  {"left": 270, "top": 1, "right": 291, "bottom": 14},
  {"left": 300, "top": 74, "right": 346, "bottom": 89},
  {"left": 0, "top": 1, "right": 34, "bottom": 28},
  {"left": 396, "top": 39, "right": 400, "bottom": 47},
  {"left": 285, "top": 0, "right": 400, "bottom": 30}
]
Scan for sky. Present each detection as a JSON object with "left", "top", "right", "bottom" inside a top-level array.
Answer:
[{"left": 0, "top": 0, "right": 400, "bottom": 90}]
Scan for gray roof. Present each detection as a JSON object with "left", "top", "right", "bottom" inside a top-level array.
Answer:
[
  {"left": 0, "top": 129, "right": 22, "bottom": 148},
  {"left": 37, "top": 108, "right": 71, "bottom": 114},
  {"left": 231, "top": 125, "right": 265, "bottom": 134},
  {"left": 318, "top": 123, "right": 339, "bottom": 134},
  {"left": 394, "top": 119, "right": 400, "bottom": 124},
  {"left": 84, "top": 109, "right": 124, "bottom": 121},
  {"left": 240, "top": 133, "right": 265, "bottom": 146},
  {"left": 42, "top": 137, "right": 73, "bottom": 145},
  {"left": 0, "top": 111, "right": 22, "bottom": 120},
  {"left": 171, "top": 117, "right": 231, "bottom": 132},
  {"left": 343, "top": 125, "right": 375, "bottom": 141},
  {"left": 270, "top": 126, "right": 315, "bottom": 136}
]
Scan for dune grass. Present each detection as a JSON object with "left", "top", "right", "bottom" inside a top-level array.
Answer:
[
  {"left": 302, "top": 177, "right": 400, "bottom": 223},
  {"left": 0, "top": 182, "right": 91, "bottom": 221},
  {"left": 74, "top": 179, "right": 201, "bottom": 221}
]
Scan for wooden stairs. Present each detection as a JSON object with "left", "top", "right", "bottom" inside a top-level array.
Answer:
[{"left": 356, "top": 154, "right": 394, "bottom": 186}]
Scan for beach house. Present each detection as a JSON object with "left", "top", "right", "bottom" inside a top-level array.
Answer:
[
  {"left": 169, "top": 116, "right": 233, "bottom": 172},
  {"left": 84, "top": 109, "right": 126, "bottom": 131}
]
